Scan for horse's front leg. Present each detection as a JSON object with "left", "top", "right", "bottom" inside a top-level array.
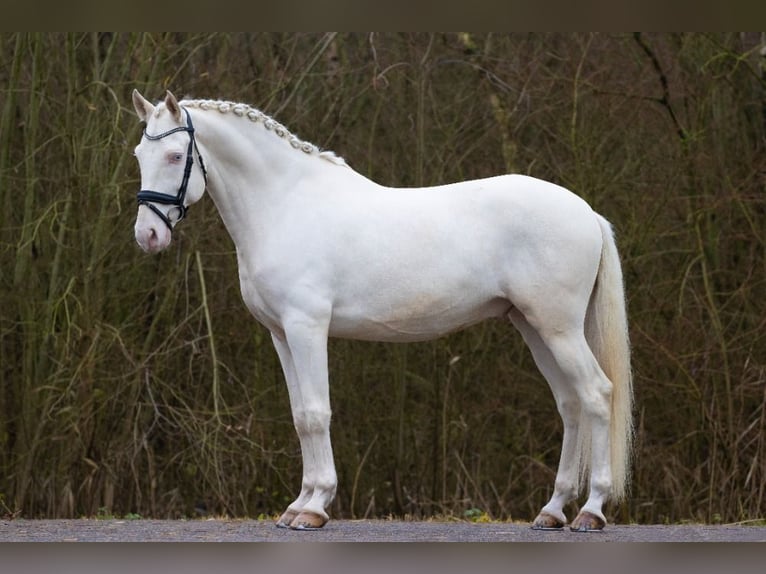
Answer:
[{"left": 271, "top": 318, "right": 336, "bottom": 530}]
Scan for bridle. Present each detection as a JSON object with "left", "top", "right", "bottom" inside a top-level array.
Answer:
[{"left": 137, "top": 107, "right": 207, "bottom": 231}]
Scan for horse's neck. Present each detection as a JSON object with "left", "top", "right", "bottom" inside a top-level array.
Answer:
[
  {"left": 198, "top": 112, "right": 293, "bottom": 183},
  {"left": 192, "top": 109, "right": 355, "bottom": 251}
]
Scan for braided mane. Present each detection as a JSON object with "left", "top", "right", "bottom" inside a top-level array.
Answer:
[{"left": 180, "top": 99, "right": 347, "bottom": 167}]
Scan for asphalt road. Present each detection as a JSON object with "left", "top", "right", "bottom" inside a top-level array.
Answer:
[
  {"left": 4, "top": 519, "right": 765, "bottom": 574},
  {"left": 2, "top": 518, "right": 765, "bottom": 542}
]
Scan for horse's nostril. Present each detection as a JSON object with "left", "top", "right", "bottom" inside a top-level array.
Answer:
[{"left": 148, "top": 227, "right": 160, "bottom": 250}]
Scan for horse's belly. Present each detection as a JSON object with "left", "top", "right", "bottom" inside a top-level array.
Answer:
[{"left": 328, "top": 295, "right": 511, "bottom": 342}]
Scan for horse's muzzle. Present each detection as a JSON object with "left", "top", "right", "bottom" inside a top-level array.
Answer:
[{"left": 135, "top": 205, "right": 172, "bottom": 253}]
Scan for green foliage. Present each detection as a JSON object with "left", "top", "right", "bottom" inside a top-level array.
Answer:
[{"left": 0, "top": 32, "right": 764, "bottom": 524}]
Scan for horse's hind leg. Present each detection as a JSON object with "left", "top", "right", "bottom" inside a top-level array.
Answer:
[
  {"left": 536, "top": 327, "right": 614, "bottom": 532},
  {"left": 508, "top": 309, "right": 581, "bottom": 529}
]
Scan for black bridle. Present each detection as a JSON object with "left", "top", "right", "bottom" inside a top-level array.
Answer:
[{"left": 137, "top": 107, "right": 207, "bottom": 231}]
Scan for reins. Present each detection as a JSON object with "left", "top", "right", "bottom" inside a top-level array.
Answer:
[{"left": 137, "top": 107, "right": 207, "bottom": 231}]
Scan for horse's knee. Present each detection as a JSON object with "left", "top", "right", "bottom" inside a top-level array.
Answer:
[{"left": 293, "top": 407, "right": 331, "bottom": 435}]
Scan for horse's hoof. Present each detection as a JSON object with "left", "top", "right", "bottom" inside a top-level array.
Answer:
[
  {"left": 530, "top": 511, "right": 565, "bottom": 530},
  {"left": 289, "top": 511, "right": 328, "bottom": 530},
  {"left": 275, "top": 509, "right": 299, "bottom": 529},
  {"left": 570, "top": 511, "right": 606, "bottom": 532}
]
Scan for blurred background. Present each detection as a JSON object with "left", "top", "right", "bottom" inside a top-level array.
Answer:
[{"left": 0, "top": 32, "right": 764, "bottom": 524}]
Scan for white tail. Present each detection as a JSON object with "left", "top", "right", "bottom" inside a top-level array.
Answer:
[{"left": 585, "top": 215, "right": 634, "bottom": 501}]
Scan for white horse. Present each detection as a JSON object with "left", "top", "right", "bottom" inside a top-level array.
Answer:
[{"left": 131, "top": 90, "right": 633, "bottom": 532}]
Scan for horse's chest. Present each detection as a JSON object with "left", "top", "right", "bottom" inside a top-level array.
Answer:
[{"left": 237, "top": 260, "right": 284, "bottom": 333}]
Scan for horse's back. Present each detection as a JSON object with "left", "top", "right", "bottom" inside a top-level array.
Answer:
[{"left": 328, "top": 173, "right": 603, "bottom": 282}]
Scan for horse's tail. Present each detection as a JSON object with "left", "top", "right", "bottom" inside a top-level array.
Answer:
[{"left": 584, "top": 214, "right": 634, "bottom": 501}]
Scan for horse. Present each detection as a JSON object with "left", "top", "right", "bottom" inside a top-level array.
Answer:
[{"left": 130, "top": 89, "right": 633, "bottom": 532}]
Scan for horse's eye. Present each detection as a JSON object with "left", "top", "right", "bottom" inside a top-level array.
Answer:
[{"left": 169, "top": 152, "right": 184, "bottom": 163}]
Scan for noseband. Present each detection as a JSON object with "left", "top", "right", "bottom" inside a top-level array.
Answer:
[{"left": 137, "top": 108, "right": 207, "bottom": 231}]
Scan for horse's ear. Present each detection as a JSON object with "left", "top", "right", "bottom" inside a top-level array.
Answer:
[
  {"left": 132, "top": 89, "right": 155, "bottom": 122},
  {"left": 165, "top": 90, "right": 183, "bottom": 123}
]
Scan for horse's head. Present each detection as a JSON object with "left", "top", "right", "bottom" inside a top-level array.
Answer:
[{"left": 132, "top": 89, "right": 207, "bottom": 253}]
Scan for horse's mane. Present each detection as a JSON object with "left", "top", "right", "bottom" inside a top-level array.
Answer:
[{"left": 180, "top": 98, "right": 347, "bottom": 167}]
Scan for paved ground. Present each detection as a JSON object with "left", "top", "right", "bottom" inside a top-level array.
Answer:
[
  {"left": 4, "top": 520, "right": 765, "bottom": 574},
  {"left": 2, "top": 518, "right": 765, "bottom": 542}
]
